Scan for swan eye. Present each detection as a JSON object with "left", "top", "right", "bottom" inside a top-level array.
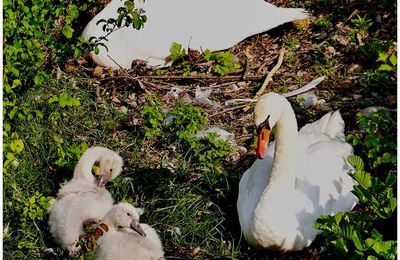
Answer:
[
  {"left": 127, "top": 213, "right": 131, "bottom": 217},
  {"left": 110, "top": 168, "right": 113, "bottom": 172}
]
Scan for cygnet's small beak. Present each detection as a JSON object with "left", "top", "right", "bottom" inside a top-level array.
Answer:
[
  {"left": 97, "top": 170, "right": 110, "bottom": 188},
  {"left": 256, "top": 129, "right": 270, "bottom": 159},
  {"left": 130, "top": 220, "right": 146, "bottom": 237}
]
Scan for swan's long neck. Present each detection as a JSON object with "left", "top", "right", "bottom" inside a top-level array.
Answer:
[
  {"left": 267, "top": 103, "right": 298, "bottom": 190},
  {"left": 73, "top": 148, "right": 104, "bottom": 183}
]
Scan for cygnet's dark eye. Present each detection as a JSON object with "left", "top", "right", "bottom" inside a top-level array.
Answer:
[
  {"left": 127, "top": 213, "right": 131, "bottom": 217},
  {"left": 110, "top": 168, "right": 113, "bottom": 172}
]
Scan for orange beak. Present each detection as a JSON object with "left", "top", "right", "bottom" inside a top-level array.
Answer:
[{"left": 256, "top": 129, "right": 270, "bottom": 159}]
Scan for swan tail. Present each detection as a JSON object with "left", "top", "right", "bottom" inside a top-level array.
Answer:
[
  {"left": 275, "top": 7, "right": 309, "bottom": 23},
  {"left": 299, "top": 110, "right": 346, "bottom": 141}
]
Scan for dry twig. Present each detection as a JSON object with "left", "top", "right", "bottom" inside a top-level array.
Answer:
[
  {"left": 255, "top": 47, "right": 285, "bottom": 97},
  {"left": 209, "top": 104, "right": 252, "bottom": 118}
]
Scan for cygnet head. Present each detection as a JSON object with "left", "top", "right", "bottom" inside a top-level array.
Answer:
[
  {"left": 253, "top": 93, "right": 290, "bottom": 159},
  {"left": 102, "top": 203, "right": 146, "bottom": 237},
  {"left": 97, "top": 150, "right": 124, "bottom": 188}
]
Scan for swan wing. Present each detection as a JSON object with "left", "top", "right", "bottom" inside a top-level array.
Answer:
[
  {"left": 296, "top": 111, "right": 357, "bottom": 215},
  {"left": 299, "top": 110, "right": 346, "bottom": 141}
]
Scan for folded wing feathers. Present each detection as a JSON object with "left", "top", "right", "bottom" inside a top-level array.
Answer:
[{"left": 299, "top": 110, "right": 346, "bottom": 141}]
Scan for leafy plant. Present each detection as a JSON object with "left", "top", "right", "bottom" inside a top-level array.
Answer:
[
  {"left": 140, "top": 97, "right": 232, "bottom": 182},
  {"left": 168, "top": 101, "right": 207, "bottom": 140},
  {"left": 21, "top": 192, "right": 53, "bottom": 225},
  {"left": 313, "top": 16, "right": 333, "bottom": 30},
  {"left": 52, "top": 137, "right": 88, "bottom": 167},
  {"left": 351, "top": 14, "right": 373, "bottom": 41},
  {"left": 347, "top": 110, "right": 396, "bottom": 168},
  {"left": 282, "top": 36, "right": 300, "bottom": 50},
  {"left": 376, "top": 51, "right": 397, "bottom": 72},
  {"left": 49, "top": 93, "right": 81, "bottom": 108},
  {"left": 166, "top": 42, "right": 240, "bottom": 75},
  {"left": 140, "top": 96, "right": 165, "bottom": 138},
  {"left": 203, "top": 50, "right": 241, "bottom": 76},
  {"left": 168, "top": 42, "right": 187, "bottom": 62},
  {"left": 314, "top": 155, "right": 397, "bottom": 259}
]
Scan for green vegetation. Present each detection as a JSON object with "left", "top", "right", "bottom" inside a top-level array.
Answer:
[
  {"left": 167, "top": 42, "right": 241, "bottom": 75},
  {"left": 348, "top": 110, "right": 396, "bottom": 168},
  {"left": 315, "top": 156, "right": 396, "bottom": 259},
  {"left": 140, "top": 98, "right": 233, "bottom": 184}
]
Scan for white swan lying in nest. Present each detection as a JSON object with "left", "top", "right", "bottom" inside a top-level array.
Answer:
[
  {"left": 82, "top": 0, "right": 308, "bottom": 68},
  {"left": 49, "top": 147, "right": 123, "bottom": 255},
  {"left": 237, "top": 93, "right": 358, "bottom": 251},
  {"left": 94, "top": 203, "right": 164, "bottom": 260}
]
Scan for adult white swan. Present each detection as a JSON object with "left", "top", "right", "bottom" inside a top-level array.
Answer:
[
  {"left": 237, "top": 93, "right": 358, "bottom": 251},
  {"left": 82, "top": 0, "right": 308, "bottom": 68}
]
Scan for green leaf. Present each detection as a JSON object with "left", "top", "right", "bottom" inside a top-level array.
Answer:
[
  {"left": 334, "top": 212, "right": 343, "bottom": 225},
  {"left": 9, "top": 108, "right": 19, "bottom": 119},
  {"left": 377, "top": 52, "right": 389, "bottom": 62},
  {"left": 203, "top": 49, "right": 212, "bottom": 61},
  {"left": 6, "top": 152, "right": 15, "bottom": 161},
  {"left": 389, "top": 54, "right": 397, "bottom": 66},
  {"left": 347, "top": 155, "right": 364, "bottom": 170},
  {"left": 353, "top": 186, "right": 369, "bottom": 203},
  {"left": 34, "top": 74, "right": 45, "bottom": 86},
  {"left": 385, "top": 172, "right": 396, "bottom": 187},
  {"left": 377, "top": 64, "right": 393, "bottom": 72},
  {"left": 332, "top": 237, "right": 348, "bottom": 253},
  {"left": 48, "top": 96, "right": 59, "bottom": 104},
  {"left": 10, "top": 139, "right": 24, "bottom": 153},
  {"left": 73, "top": 48, "right": 81, "bottom": 59},
  {"left": 125, "top": 0, "right": 135, "bottom": 12},
  {"left": 168, "top": 42, "right": 186, "bottom": 61},
  {"left": 4, "top": 122, "right": 11, "bottom": 133},
  {"left": 62, "top": 25, "right": 74, "bottom": 39},
  {"left": 354, "top": 170, "right": 372, "bottom": 189},
  {"left": 352, "top": 230, "right": 368, "bottom": 251}
]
